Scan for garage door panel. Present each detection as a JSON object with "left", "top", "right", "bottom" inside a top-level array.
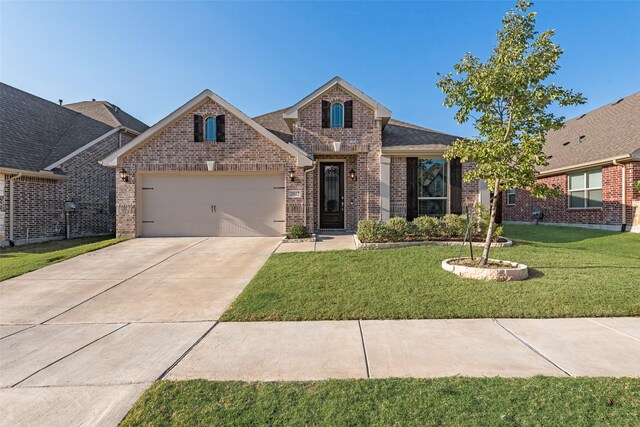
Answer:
[{"left": 141, "top": 174, "right": 285, "bottom": 237}]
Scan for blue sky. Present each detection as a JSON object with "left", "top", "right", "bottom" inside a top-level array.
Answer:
[{"left": 1, "top": 1, "right": 638, "bottom": 137}]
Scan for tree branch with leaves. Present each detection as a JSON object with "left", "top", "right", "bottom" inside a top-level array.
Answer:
[{"left": 437, "top": 0, "right": 585, "bottom": 265}]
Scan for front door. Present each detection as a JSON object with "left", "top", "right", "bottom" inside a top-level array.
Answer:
[{"left": 320, "top": 162, "right": 344, "bottom": 228}]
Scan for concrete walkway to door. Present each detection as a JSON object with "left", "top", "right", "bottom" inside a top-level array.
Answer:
[
  {"left": 0, "top": 236, "right": 282, "bottom": 427},
  {"left": 275, "top": 232, "right": 356, "bottom": 253}
]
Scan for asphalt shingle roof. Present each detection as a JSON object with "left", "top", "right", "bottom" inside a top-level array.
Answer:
[
  {"left": 64, "top": 100, "right": 148, "bottom": 134},
  {"left": 541, "top": 92, "right": 640, "bottom": 172},
  {"left": 0, "top": 83, "right": 147, "bottom": 172}
]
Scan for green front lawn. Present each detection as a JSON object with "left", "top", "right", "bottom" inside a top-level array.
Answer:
[
  {"left": 121, "top": 378, "right": 640, "bottom": 426},
  {"left": 0, "top": 236, "right": 124, "bottom": 281},
  {"left": 222, "top": 225, "right": 640, "bottom": 320}
]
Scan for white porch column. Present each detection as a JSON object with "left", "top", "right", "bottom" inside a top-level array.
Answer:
[{"left": 380, "top": 155, "right": 391, "bottom": 221}]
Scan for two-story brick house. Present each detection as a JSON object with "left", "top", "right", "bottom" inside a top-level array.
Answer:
[{"left": 102, "top": 77, "right": 480, "bottom": 237}]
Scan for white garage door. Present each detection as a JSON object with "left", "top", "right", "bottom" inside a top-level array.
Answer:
[{"left": 140, "top": 174, "right": 286, "bottom": 237}]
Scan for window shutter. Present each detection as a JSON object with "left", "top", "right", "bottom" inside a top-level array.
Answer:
[
  {"left": 321, "top": 101, "right": 330, "bottom": 128},
  {"left": 450, "top": 158, "right": 463, "bottom": 214},
  {"left": 344, "top": 100, "right": 353, "bottom": 128},
  {"left": 406, "top": 157, "right": 418, "bottom": 220},
  {"left": 194, "top": 114, "right": 203, "bottom": 142},
  {"left": 216, "top": 115, "right": 225, "bottom": 142}
]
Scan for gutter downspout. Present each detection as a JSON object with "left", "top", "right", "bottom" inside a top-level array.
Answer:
[
  {"left": 303, "top": 161, "right": 317, "bottom": 228},
  {"left": 613, "top": 160, "right": 626, "bottom": 232},
  {"left": 9, "top": 173, "right": 23, "bottom": 244}
]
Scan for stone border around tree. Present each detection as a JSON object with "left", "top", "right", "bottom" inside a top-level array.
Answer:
[
  {"left": 281, "top": 234, "right": 317, "bottom": 243},
  {"left": 441, "top": 257, "right": 528, "bottom": 281},
  {"left": 354, "top": 235, "right": 513, "bottom": 250}
]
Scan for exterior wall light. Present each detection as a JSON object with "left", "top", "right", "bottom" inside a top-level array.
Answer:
[
  {"left": 288, "top": 167, "right": 296, "bottom": 182},
  {"left": 119, "top": 168, "right": 129, "bottom": 182},
  {"left": 349, "top": 168, "right": 357, "bottom": 181}
]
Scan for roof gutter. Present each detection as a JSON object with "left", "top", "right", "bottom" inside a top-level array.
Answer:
[
  {"left": 537, "top": 154, "right": 636, "bottom": 178},
  {"left": 381, "top": 149, "right": 447, "bottom": 157},
  {"left": 0, "top": 167, "right": 67, "bottom": 180}
]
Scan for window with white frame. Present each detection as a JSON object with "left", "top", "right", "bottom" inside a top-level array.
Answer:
[
  {"left": 417, "top": 158, "right": 448, "bottom": 216},
  {"left": 507, "top": 188, "right": 516, "bottom": 205},
  {"left": 568, "top": 169, "right": 602, "bottom": 208}
]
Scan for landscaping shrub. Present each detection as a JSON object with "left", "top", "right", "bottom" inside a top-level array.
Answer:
[
  {"left": 357, "top": 220, "right": 387, "bottom": 243},
  {"left": 412, "top": 216, "right": 441, "bottom": 238},
  {"left": 384, "top": 217, "right": 413, "bottom": 241},
  {"left": 287, "top": 224, "right": 310, "bottom": 239},
  {"left": 442, "top": 214, "right": 468, "bottom": 237}
]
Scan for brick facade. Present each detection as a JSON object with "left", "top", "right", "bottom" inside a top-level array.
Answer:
[
  {"left": 117, "top": 99, "right": 300, "bottom": 237},
  {"left": 502, "top": 162, "right": 640, "bottom": 229},
  {"left": 2, "top": 131, "right": 135, "bottom": 244},
  {"left": 294, "top": 86, "right": 382, "bottom": 230}
]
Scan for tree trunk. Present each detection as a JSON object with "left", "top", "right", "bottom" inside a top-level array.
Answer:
[{"left": 481, "top": 178, "right": 500, "bottom": 265}]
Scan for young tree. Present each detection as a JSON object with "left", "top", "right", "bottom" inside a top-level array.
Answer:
[{"left": 437, "top": 0, "right": 585, "bottom": 265}]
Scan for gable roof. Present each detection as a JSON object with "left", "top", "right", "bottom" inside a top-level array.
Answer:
[
  {"left": 101, "top": 89, "right": 313, "bottom": 167},
  {"left": 282, "top": 77, "right": 392, "bottom": 129},
  {"left": 0, "top": 83, "right": 117, "bottom": 173},
  {"left": 64, "top": 100, "right": 148, "bottom": 133},
  {"left": 540, "top": 91, "right": 640, "bottom": 175}
]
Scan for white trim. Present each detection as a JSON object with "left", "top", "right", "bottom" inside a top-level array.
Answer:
[
  {"left": 380, "top": 156, "right": 391, "bottom": 221},
  {"left": 317, "top": 159, "right": 347, "bottom": 230},
  {"left": 381, "top": 149, "right": 446, "bottom": 157},
  {"left": 538, "top": 154, "right": 636, "bottom": 177},
  {"left": 567, "top": 168, "right": 602, "bottom": 209},
  {"left": 283, "top": 77, "right": 391, "bottom": 128},
  {"left": 45, "top": 127, "right": 139, "bottom": 171},
  {"left": 101, "top": 89, "right": 313, "bottom": 168},
  {"left": 0, "top": 167, "right": 67, "bottom": 180}
]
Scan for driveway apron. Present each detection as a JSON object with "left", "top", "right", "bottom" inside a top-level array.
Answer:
[{"left": 0, "top": 237, "right": 281, "bottom": 427}]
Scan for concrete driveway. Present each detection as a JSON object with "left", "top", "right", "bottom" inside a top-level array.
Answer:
[{"left": 0, "top": 237, "right": 281, "bottom": 427}]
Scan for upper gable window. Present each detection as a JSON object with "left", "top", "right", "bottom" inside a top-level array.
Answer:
[
  {"left": 331, "top": 103, "right": 344, "bottom": 128},
  {"left": 205, "top": 117, "right": 217, "bottom": 142},
  {"left": 195, "top": 114, "right": 225, "bottom": 143}
]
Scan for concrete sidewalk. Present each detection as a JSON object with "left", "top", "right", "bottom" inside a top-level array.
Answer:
[{"left": 167, "top": 317, "right": 640, "bottom": 381}]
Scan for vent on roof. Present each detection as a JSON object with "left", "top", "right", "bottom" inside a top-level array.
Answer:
[
  {"left": 612, "top": 98, "right": 624, "bottom": 105},
  {"left": 58, "top": 99, "right": 63, "bottom": 106},
  {"left": 563, "top": 141, "right": 571, "bottom": 146},
  {"left": 92, "top": 98, "right": 96, "bottom": 102},
  {"left": 547, "top": 155, "right": 553, "bottom": 159},
  {"left": 114, "top": 106, "right": 119, "bottom": 113},
  {"left": 577, "top": 114, "right": 587, "bottom": 120},
  {"left": 579, "top": 135, "right": 586, "bottom": 143}
]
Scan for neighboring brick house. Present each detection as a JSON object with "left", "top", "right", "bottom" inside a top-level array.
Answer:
[
  {"left": 102, "top": 77, "right": 482, "bottom": 238},
  {"left": 0, "top": 83, "right": 148, "bottom": 245},
  {"left": 502, "top": 91, "right": 640, "bottom": 232}
]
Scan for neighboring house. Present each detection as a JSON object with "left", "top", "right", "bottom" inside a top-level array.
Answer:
[
  {"left": 0, "top": 83, "right": 148, "bottom": 245},
  {"left": 102, "top": 77, "right": 483, "bottom": 237},
  {"left": 502, "top": 92, "right": 640, "bottom": 232}
]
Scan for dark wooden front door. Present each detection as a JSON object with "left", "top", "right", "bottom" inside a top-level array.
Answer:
[{"left": 320, "top": 162, "right": 344, "bottom": 228}]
